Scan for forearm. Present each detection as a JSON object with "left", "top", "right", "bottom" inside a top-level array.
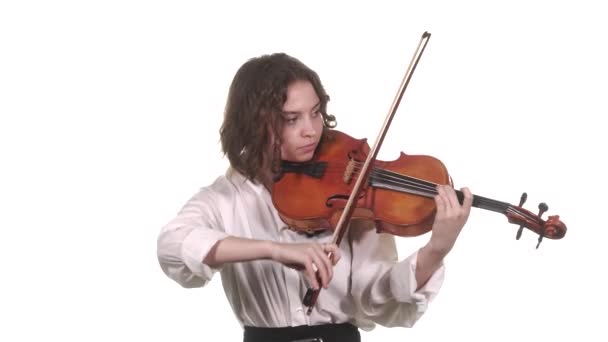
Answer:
[
  {"left": 414, "top": 184, "right": 472, "bottom": 289},
  {"left": 203, "top": 236, "right": 274, "bottom": 267},
  {"left": 415, "top": 242, "right": 447, "bottom": 290}
]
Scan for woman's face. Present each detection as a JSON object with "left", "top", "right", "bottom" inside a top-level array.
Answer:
[{"left": 279, "top": 80, "right": 324, "bottom": 162}]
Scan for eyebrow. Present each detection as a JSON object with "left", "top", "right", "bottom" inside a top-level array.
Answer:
[{"left": 282, "top": 101, "right": 321, "bottom": 116}]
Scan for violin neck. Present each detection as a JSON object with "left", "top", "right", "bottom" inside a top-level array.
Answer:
[
  {"left": 369, "top": 169, "right": 511, "bottom": 215},
  {"left": 455, "top": 190, "right": 511, "bottom": 215}
]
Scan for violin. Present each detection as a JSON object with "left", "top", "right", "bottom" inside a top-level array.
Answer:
[
  {"left": 272, "top": 129, "right": 567, "bottom": 243},
  {"left": 271, "top": 32, "right": 567, "bottom": 314}
]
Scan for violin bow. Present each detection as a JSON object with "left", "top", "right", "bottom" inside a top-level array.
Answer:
[{"left": 302, "top": 32, "right": 433, "bottom": 315}]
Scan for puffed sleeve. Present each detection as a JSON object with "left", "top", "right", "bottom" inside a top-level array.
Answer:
[
  {"left": 157, "top": 187, "right": 229, "bottom": 288},
  {"left": 349, "top": 221, "right": 445, "bottom": 328}
]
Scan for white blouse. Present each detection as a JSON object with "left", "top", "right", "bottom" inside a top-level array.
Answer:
[{"left": 157, "top": 167, "right": 445, "bottom": 331}]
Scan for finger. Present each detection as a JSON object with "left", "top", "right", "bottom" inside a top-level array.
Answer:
[
  {"left": 441, "top": 185, "right": 460, "bottom": 210},
  {"left": 331, "top": 252, "right": 341, "bottom": 265},
  {"left": 460, "top": 187, "right": 474, "bottom": 215},
  {"left": 304, "top": 260, "right": 319, "bottom": 290},
  {"left": 324, "top": 249, "right": 335, "bottom": 280},
  {"left": 307, "top": 245, "right": 329, "bottom": 288},
  {"left": 322, "top": 243, "right": 340, "bottom": 265},
  {"left": 434, "top": 186, "right": 447, "bottom": 218},
  {"left": 311, "top": 253, "right": 330, "bottom": 288},
  {"left": 305, "top": 243, "right": 329, "bottom": 289},
  {"left": 461, "top": 186, "right": 473, "bottom": 204},
  {"left": 313, "top": 246, "right": 333, "bottom": 285}
]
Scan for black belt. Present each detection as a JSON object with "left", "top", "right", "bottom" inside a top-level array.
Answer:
[{"left": 243, "top": 322, "right": 361, "bottom": 342}]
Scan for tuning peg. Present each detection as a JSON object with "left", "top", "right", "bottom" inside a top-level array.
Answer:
[
  {"left": 516, "top": 226, "right": 524, "bottom": 240},
  {"left": 519, "top": 192, "right": 528, "bottom": 207},
  {"left": 535, "top": 202, "right": 549, "bottom": 249},
  {"left": 538, "top": 202, "right": 548, "bottom": 217},
  {"left": 515, "top": 192, "right": 528, "bottom": 240}
]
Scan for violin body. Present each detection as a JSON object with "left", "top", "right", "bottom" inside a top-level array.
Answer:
[{"left": 272, "top": 130, "right": 451, "bottom": 237}]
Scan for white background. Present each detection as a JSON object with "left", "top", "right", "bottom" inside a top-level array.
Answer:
[{"left": 1, "top": 1, "right": 606, "bottom": 341}]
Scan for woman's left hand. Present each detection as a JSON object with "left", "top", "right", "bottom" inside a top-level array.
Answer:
[{"left": 428, "top": 184, "right": 473, "bottom": 256}]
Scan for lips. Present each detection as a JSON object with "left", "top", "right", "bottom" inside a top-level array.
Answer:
[{"left": 299, "top": 143, "right": 317, "bottom": 152}]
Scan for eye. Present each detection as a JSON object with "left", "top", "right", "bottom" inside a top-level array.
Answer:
[{"left": 285, "top": 117, "right": 297, "bottom": 124}]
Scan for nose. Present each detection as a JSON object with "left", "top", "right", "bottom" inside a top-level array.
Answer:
[{"left": 301, "top": 116, "right": 317, "bottom": 138}]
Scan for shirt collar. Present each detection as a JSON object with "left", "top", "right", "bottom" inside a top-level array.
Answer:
[{"left": 225, "top": 166, "right": 266, "bottom": 196}]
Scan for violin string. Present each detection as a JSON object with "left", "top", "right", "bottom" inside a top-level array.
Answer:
[
  {"left": 287, "top": 161, "right": 543, "bottom": 227},
  {"left": 348, "top": 163, "right": 542, "bottom": 226},
  {"left": 368, "top": 167, "right": 541, "bottom": 224}
]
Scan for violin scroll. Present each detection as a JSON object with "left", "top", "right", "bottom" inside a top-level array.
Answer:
[{"left": 506, "top": 197, "right": 567, "bottom": 249}]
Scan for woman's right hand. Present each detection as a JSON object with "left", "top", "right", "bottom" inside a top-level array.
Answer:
[{"left": 270, "top": 242, "right": 341, "bottom": 289}]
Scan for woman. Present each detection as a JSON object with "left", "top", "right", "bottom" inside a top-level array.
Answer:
[{"left": 157, "top": 52, "right": 473, "bottom": 342}]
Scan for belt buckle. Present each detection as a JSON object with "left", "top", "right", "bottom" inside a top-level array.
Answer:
[{"left": 291, "top": 339, "right": 323, "bottom": 342}]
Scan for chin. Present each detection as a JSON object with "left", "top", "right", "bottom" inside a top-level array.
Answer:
[
  {"left": 283, "top": 154, "right": 313, "bottom": 163},
  {"left": 299, "top": 151, "right": 316, "bottom": 162}
]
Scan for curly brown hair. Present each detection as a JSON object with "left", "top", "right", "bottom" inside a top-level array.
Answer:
[{"left": 219, "top": 53, "right": 337, "bottom": 185}]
